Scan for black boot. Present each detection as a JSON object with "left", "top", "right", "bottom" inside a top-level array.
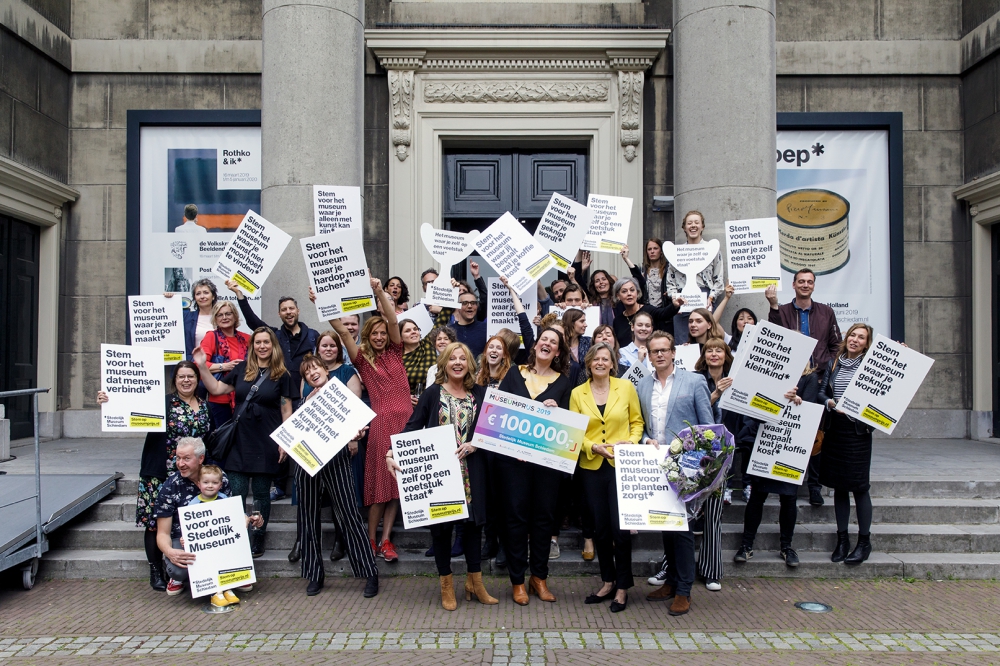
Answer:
[
  {"left": 251, "top": 529, "right": 266, "bottom": 558},
  {"left": 306, "top": 573, "right": 324, "bottom": 596},
  {"left": 149, "top": 562, "right": 167, "bottom": 591},
  {"left": 288, "top": 538, "right": 300, "bottom": 563},
  {"left": 831, "top": 531, "right": 850, "bottom": 563},
  {"left": 330, "top": 537, "right": 346, "bottom": 562},
  {"left": 845, "top": 534, "right": 872, "bottom": 565},
  {"left": 363, "top": 575, "right": 379, "bottom": 598}
]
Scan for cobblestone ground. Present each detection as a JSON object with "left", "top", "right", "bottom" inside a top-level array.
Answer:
[{"left": 1, "top": 576, "right": 999, "bottom": 665}]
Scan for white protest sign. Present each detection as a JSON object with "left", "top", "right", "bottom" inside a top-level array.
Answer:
[
  {"left": 212, "top": 210, "right": 292, "bottom": 296},
  {"left": 217, "top": 142, "right": 261, "bottom": 190},
  {"left": 420, "top": 223, "right": 479, "bottom": 268},
  {"left": 421, "top": 274, "right": 460, "bottom": 308},
  {"left": 270, "top": 378, "right": 376, "bottom": 476},
  {"left": 719, "top": 322, "right": 814, "bottom": 423},
  {"left": 397, "top": 304, "right": 434, "bottom": 339},
  {"left": 725, "top": 217, "right": 782, "bottom": 294},
  {"left": 314, "top": 185, "right": 362, "bottom": 235},
  {"left": 473, "top": 212, "right": 556, "bottom": 295},
  {"left": 534, "top": 193, "right": 595, "bottom": 270},
  {"left": 100, "top": 344, "right": 165, "bottom": 432},
  {"left": 128, "top": 295, "right": 185, "bottom": 364},
  {"left": 178, "top": 496, "right": 256, "bottom": 598},
  {"left": 664, "top": 240, "right": 720, "bottom": 312},
  {"left": 391, "top": 425, "right": 469, "bottom": 529},
  {"left": 582, "top": 194, "right": 632, "bottom": 253},
  {"left": 300, "top": 229, "right": 375, "bottom": 320},
  {"left": 615, "top": 445, "right": 688, "bottom": 531},
  {"left": 673, "top": 343, "right": 702, "bottom": 373},
  {"left": 486, "top": 277, "right": 537, "bottom": 347},
  {"left": 472, "top": 388, "right": 589, "bottom": 474},
  {"left": 747, "top": 400, "right": 824, "bottom": 485},
  {"left": 835, "top": 335, "right": 934, "bottom": 434},
  {"left": 621, "top": 362, "right": 648, "bottom": 390}
]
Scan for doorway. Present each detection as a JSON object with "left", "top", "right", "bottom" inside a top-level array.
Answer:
[{"left": 0, "top": 215, "right": 40, "bottom": 440}]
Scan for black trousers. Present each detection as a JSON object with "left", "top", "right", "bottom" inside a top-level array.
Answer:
[
  {"left": 579, "top": 463, "right": 633, "bottom": 589},
  {"left": 294, "top": 451, "right": 378, "bottom": 583},
  {"left": 742, "top": 489, "right": 796, "bottom": 550},
  {"left": 495, "top": 456, "right": 562, "bottom": 585},
  {"left": 661, "top": 528, "right": 696, "bottom": 597},
  {"left": 806, "top": 451, "right": 822, "bottom": 492},
  {"left": 481, "top": 451, "right": 504, "bottom": 555},
  {"left": 430, "top": 520, "right": 483, "bottom": 576}
]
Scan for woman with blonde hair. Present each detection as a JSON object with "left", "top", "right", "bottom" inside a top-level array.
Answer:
[
  {"left": 193, "top": 326, "right": 295, "bottom": 557},
  {"left": 199, "top": 300, "right": 250, "bottom": 427},
  {"left": 388, "top": 342, "right": 497, "bottom": 610}
]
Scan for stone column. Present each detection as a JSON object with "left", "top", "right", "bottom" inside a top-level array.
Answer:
[
  {"left": 673, "top": 0, "right": 776, "bottom": 314},
  {"left": 260, "top": 0, "right": 364, "bottom": 327}
]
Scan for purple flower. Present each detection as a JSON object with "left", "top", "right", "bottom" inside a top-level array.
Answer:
[
  {"left": 683, "top": 437, "right": 696, "bottom": 452},
  {"left": 700, "top": 455, "right": 712, "bottom": 467}
]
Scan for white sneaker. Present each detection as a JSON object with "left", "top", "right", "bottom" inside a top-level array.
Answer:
[
  {"left": 549, "top": 538, "right": 561, "bottom": 560},
  {"left": 705, "top": 579, "right": 722, "bottom": 591},
  {"left": 723, "top": 488, "right": 733, "bottom": 506},
  {"left": 235, "top": 584, "right": 253, "bottom": 592},
  {"left": 647, "top": 556, "right": 669, "bottom": 586}
]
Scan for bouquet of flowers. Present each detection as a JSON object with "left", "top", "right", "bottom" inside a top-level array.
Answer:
[{"left": 659, "top": 422, "right": 735, "bottom": 519}]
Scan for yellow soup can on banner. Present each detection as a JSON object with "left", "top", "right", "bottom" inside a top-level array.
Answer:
[{"left": 776, "top": 189, "right": 850, "bottom": 275}]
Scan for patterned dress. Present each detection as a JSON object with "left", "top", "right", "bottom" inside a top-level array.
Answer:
[
  {"left": 439, "top": 391, "right": 475, "bottom": 506},
  {"left": 135, "top": 396, "right": 211, "bottom": 529},
  {"left": 355, "top": 341, "right": 413, "bottom": 506}
]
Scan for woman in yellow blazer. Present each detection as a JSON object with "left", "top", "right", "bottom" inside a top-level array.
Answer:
[{"left": 569, "top": 342, "right": 645, "bottom": 613}]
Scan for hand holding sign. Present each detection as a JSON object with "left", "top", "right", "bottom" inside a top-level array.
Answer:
[{"left": 663, "top": 240, "right": 720, "bottom": 312}]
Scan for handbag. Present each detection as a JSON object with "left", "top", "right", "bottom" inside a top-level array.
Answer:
[{"left": 206, "top": 370, "right": 268, "bottom": 463}]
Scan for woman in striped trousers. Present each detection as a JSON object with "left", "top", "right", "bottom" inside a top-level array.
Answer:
[
  {"left": 697, "top": 494, "right": 725, "bottom": 590},
  {"left": 295, "top": 355, "right": 379, "bottom": 598}
]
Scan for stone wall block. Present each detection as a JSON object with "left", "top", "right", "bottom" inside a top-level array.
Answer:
[
  {"left": 149, "top": 0, "right": 262, "bottom": 40},
  {"left": 903, "top": 240, "right": 969, "bottom": 298},
  {"left": 105, "top": 296, "right": 128, "bottom": 345},
  {"left": 775, "top": 0, "right": 876, "bottom": 41},
  {"left": 903, "top": 185, "right": 922, "bottom": 241},
  {"left": 879, "top": 0, "right": 961, "bottom": 40},
  {"left": 57, "top": 352, "right": 100, "bottom": 411},
  {"left": 13, "top": 102, "right": 68, "bottom": 181},
  {"left": 58, "top": 295, "right": 106, "bottom": 353},
  {"left": 108, "top": 75, "right": 226, "bottom": 128},
  {"left": 965, "top": 111, "right": 1000, "bottom": 180},
  {"left": 652, "top": 130, "right": 671, "bottom": 187},
  {"left": 0, "top": 93, "right": 11, "bottom": 157},
  {"left": 923, "top": 297, "right": 969, "bottom": 355},
  {"left": 922, "top": 186, "right": 968, "bottom": 242},
  {"left": 364, "top": 74, "right": 389, "bottom": 131},
  {"left": 66, "top": 185, "right": 108, "bottom": 241},
  {"left": 776, "top": 77, "right": 804, "bottom": 112},
  {"left": 804, "top": 77, "right": 921, "bottom": 130},
  {"left": 62, "top": 240, "right": 127, "bottom": 297},
  {"left": 37, "top": 57, "right": 70, "bottom": 126},
  {"left": 904, "top": 296, "right": 923, "bottom": 351},
  {"left": 1, "top": 30, "right": 39, "bottom": 107},
  {"left": 365, "top": 128, "right": 389, "bottom": 187},
  {"left": 388, "top": 2, "right": 646, "bottom": 25},
  {"left": 964, "top": 0, "right": 1000, "bottom": 36},
  {"left": 962, "top": 57, "right": 997, "bottom": 129},
  {"left": 69, "top": 129, "right": 126, "bottom": 185},
  {"left": 223, "top": 75, "right": 262, "bottom": 109},
  {"left": 71, "top": 0, "right": 148, "bottom": 39},
  {"left": 903, "top": 130, "right": 963, "bottom": 186},
  {"left": 648, "top": 75, "right": 670, "bottom": 132},
  {"left": 23, "top": 0, "right": 71, "bottom": 34},
  {"left": 910, "top": 353, "right": 969, "bottom": 410},
  {"left": 71, "top": 75, "right": 110, "bottom": 129},
  {"left": 363, "top": 240, "right": 388, "bottom": 281},
  {"left": 363, "top": 183, "right": 388, "bottom": 241},
  {"left": 922, "top": 78, "right": 962, "bottom": 131}
]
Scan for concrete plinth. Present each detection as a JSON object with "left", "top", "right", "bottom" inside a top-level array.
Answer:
[{"left": 261, "top": 0, "right": 364, "bottom": 328}]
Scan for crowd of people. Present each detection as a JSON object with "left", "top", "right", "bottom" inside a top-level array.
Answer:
[{"left": 102, "top": 209, "right": 887, "bottom": 615}]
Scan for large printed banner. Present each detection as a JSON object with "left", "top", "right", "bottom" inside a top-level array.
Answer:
[
  {"left": 138, "top": 126, "right": 264, "bottom": 328},
  {"left": 128, "top": 295, "right": 185, "bottom": 363},
  {"left": 473, "top": 213, "right": 555, "bottom": 295},
  {"left": 300, "top": 229, "right": 375, "bottom": 320},
  {"left": 534, "top": 193, "right": 595, "bottom": 270},
  {"left": 725, "top": 217, "right": 782, "bottom": 294},
  {"left": 720, "top": 322, "right": 814, "bottom": 423},
  {"left": 178, "top": 496, "right": 256, "bottom": 598},
  {"left": 747, "top": 400, "right": 824, "bottom": 485},
  {"left": 391, "top": 425, "right": 469, "bottom": 529},
  {"left": 270, "top": 378, "right": 376, "bottom": 476},
  {"left": 615, "top": 444, "right": 688, "bottom": 531},
  {"left": 100, "top": 344, "right": 165, "bottom": 432},
  {"left": 777, "top": 129, "right": 891, "bottom": 334},
  {"left": 212, "top": 211, "right": 291, "bottom": 296},
  {"left": 472, "top": 388, "right": 589, "bottom": 474},
  {"left": 835, "top": 335, "right": 933, "bottom": 434}
]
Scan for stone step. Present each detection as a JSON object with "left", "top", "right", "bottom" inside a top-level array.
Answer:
[
  {"left": 49, "top": 519, "right": 1000, "bottom": 555},
  {"left": 37, "top": 547, "right": 1000, "bottom": 581},
  {"left": 81, "top": 494, "right": 1000, "bottom": 526},
  {"left": 108, "top": 477, "right": 1000, "bottom": 499}
]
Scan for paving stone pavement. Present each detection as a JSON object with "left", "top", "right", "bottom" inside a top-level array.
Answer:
[{"left": 1, "top": 577, "right": 999, "bottom": 664}]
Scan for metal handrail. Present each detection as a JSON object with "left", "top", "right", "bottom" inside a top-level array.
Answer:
[{"left": 0, "top": 387, "right": 51, "bottom": 562}]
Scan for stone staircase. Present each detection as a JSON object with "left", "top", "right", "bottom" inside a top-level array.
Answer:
[{"left": 39, "top": 477, "right": 1000, "bottom": 581}]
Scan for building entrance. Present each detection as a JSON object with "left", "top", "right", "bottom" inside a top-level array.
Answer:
[{"left": 0, "top": 216, "right": 40, "bottom": 440}]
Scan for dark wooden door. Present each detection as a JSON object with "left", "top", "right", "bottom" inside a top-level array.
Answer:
[{"left": 0, "top": 216, "right": 40, "bottom": 440}]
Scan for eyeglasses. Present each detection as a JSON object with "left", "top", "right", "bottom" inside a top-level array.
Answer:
[
  {"left": 649, "top": 348, "right": 673, "bottom": 356},
  {"left": 460, "top": 301, "right": 478, "bottom": 306}
]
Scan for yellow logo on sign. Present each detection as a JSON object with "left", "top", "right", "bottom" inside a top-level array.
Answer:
[
  {"left": 599, "top": 240, "right": 625, "bottom": 252},
  {"left": 342, "top": 297, "right": 373, "bottom": 312},
  {"left": 750, "top": 278, "right": 779, "bottom": 290},
  {"left": 550, "top": 252, "right": 570, "bottom": 270},
  {"left": 750, "top": 394, "right": 782, "bottom": 415},
  {"left": 232, "top": 272, "right": 258, "bottom": 295},
  {"left": 218, "top": 569, "right": 252, "bottom": 587},
  {"left": 129, "top": 415, "right": 163, "bottom": 428},
  {"left": 648, "top": 511, "right": 685, "bottom": 528},
  {"left": 525, "top": 256, "right": 551, "bottom": 279},
  {"left": 164, "top": 351, "right": 184, "bottom": 363},
  {"left": 429, "top": 503, "right": 465, "bottom": 520},
  {"left": 861, "top": 406, "right": 893, "bottom": 428},
  {"left": 291, "top": 441, "right": 321, "bottom": 471},
  {"left": 771, "top": 462, "right": 802, "bottom": 481}
]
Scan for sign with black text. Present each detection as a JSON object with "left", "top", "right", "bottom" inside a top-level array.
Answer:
[
  {"left": 212, "top": 211, "right": 291, "bottom": 296},
  {"left": 615, "top": 444, "right": 688, "bottom": 531},
  {"left": 486, "top": 277, "right": 538, "bottom": 347},
  {"left": 582, "top": 194, "right": 632, "bottom": 253},
  {"left": 100, "top": 343, "right": 165, "bottom": 432},
  {"left": 178, "top": 496, "right": 256, "bottom": 598},
  {"left": 313, "top": 185, "right": 362, "bottom": 235},
  {"left": 663, "top": 240, "right": 720, "bottom": 312},
  {"left": 128, "top": 295, "right": 186, "bottom": 363},
  {"left": 391, "top": 425, "right": 469, "bottom": 529},
  {"left": 300, "top": 229, "right": 375, "bottom": 319},
  {"left": 473, "top": 213, "right": 555, "bottom": 295},
  {"left": 747, "top": 400, "right": 823, "bottom": 485},
  {"left": 725, "top": 217, "right": 782, "bottom": 294},
  {"left": 534, "top": 193, "right": 595, "bottom": 269}
]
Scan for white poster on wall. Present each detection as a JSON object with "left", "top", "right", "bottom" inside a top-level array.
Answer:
[
  {"left": 138, "top": 126, "right": 264, "bottom": 325},
  {"left": 313, "top": 185, "right": 362, "bottom": 235},
  {"left": 128, "top": 295, "right": 186, "bottom": 363},
  {"left": 776, "top": 130, "right": 891, "bottom": 335}
]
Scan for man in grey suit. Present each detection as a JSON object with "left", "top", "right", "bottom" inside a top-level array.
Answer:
[{"left": 635, "top": 331, "right": 715, "bottom": 616}]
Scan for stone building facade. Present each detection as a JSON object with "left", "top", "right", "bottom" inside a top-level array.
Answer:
[{"left": 0, "top": 0, "right": 996, "bottom": 439}]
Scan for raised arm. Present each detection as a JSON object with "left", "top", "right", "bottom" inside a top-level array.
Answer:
[
  {"left": 713, "top": 283, "right": 735, "bottom": 325},
  {"left": 329, "top": 318, "right": 360, "bottom": 364},
  {"left": 373, "top": 277, "right": 402, "bottom": 345},
  {"left": 229, "top": 280, "right": 268, "bottom": 331},
  {"left": 471, "top": 262, "right": 488, "bottom": 321},
  {"left": 191, "top": 347, "right": 235, "bottom": 396}
]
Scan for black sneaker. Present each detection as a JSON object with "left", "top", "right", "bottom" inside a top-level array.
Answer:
[
  {"left": 781, "top": 547, "right": 800, "bottom": 567},
  {"left": 647, "top": 555, "right": 669, "bottom": 586},
  {"left": 809, "top": 488, "right": 825, "bottom": 507},
  {"left": 733, "top": 545, "right": 753, "bottom": 563},
  {"left": 363, "top": 575, "right": 379, "bottom": 598},
  {"left": 690, "top": 517, "right": 705, "bottom": 536}
]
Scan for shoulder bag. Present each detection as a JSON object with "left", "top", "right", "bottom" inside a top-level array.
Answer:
[{"left": 205, "top": 370, "right": 268, "bottom": 463}]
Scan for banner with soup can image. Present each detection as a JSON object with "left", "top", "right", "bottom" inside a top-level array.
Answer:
[{"left": 776, "top": 129, "right": 891, "bottom": 336}]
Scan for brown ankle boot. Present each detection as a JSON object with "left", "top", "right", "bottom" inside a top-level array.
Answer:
[
  {"left": 528, "top": 575, "right": 556, "bottom": 602},
  {"left": 465, "top": 572, "right": 498, "bottom": 605},
  {"left": 668, "top": 594, "right": 691, "bottom": 616},
  {"left": 439, "top": 574, "right": 457, "bottom": 611},
  {"left": 511, "top": 583, "right": 528, "bottom": 605},
  {"left": 646, "top": 584, "right": 675, "bottom": 602}
]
